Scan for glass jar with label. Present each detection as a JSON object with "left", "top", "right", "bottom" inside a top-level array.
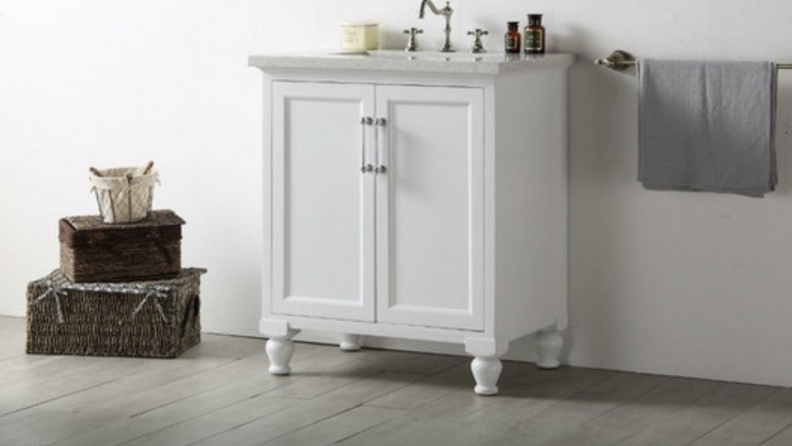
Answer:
[
  {"left": 505, "top": 22, "right": 521, "bottom": 54},
  {"left": 524, "top": 14, "right": 545, "bottom": 55}
]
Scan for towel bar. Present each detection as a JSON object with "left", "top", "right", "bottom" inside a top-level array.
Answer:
[
  {"left": 594, "top": 50, "right": 636, "bottom": 71},
  {"left": 595, "top": 50, "right": 792, "bottom": 71}
]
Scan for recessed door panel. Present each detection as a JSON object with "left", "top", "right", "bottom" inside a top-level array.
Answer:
[
  {"left": 375, "top": 85, "right": 485, "bottom": 330},
  {"left": 272, "top": 81, "right": 375, "bottom": 321}
]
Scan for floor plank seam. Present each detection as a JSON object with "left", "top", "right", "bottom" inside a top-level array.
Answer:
[
  {"left": 119, "top": 401, "right": 296, "bottom": 446},
  {"left": 114, "top": 389, "right": 303, "bottom": 445},
  {"left": 399, "top": 356, "right": 466, "bottom": 377},
  {"left": 757, "top": 418, "right": 792, "bottom": 446},
  {"left": 179, "top": 402, "right": 330, "bottom": 446},
  {"left": 358, "top": 372, "right": 457, "bottom": 410},
  {"left": 0, "top": 351, "right": 25, "bottom": 363},
  {"left": 680, "top": 386, "right": 779, "bottom": 446},
  {"left": 580, "top": 374, "right": 674, "bottom": 428},
  {"left": 1, "top": 376, "right": 122, "bottom": 417},
  {"left": 327, "top": 418, "right": 394, "bottom": 446},
  {"left": 506, "top": 369, "right": 625, "bottom": 429},
  {"left": 612, "top": 430, "right": 640, "bottom": 446},
  {"left": 116, "top": 389, "right": 296, "bottom": 446},
  {"left": 296, "top": 370, "right": 393, "bottom": 402},
  {"left": 127, "top": 358, "right": 258, "bottom": 418},
  {"left": 258, "top": 404, "right": 369, "bottom": 446},
  {"left": 355, "top": 380, "right": 426, "bottom": 407}
]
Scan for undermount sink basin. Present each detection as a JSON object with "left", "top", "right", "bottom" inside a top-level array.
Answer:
[
  {"left": 327, "top": 50, "right": 517, "bottom": 63},
  {"left": 325, "top": 50, "right": 371, "bottom": 56}
]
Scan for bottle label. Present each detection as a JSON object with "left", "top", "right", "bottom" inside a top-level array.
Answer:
[
  {"left": 525, "top": 29, "right": 544, "bottom": 53},
  {"left": 505, "top": 35, "right": 519, "bottom": 51}
]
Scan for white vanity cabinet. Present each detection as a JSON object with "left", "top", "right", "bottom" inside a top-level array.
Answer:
[{"left": 250, "top": 52, "right": 574, "bottom": 395}]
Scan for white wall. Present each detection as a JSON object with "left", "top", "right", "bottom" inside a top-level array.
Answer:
[{"left": 2, "top": 0, "right": 792, "bottom": 387}]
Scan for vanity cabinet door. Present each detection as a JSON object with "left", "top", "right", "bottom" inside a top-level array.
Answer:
[
  {"left": 374, "top": 85, "right": 485, "bottom": 331},
  {"left": 271, "top": 81, "right": 376, "bottom": 321}
]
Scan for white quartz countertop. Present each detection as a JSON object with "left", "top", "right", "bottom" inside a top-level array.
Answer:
[{"left": 249, "top": 50, "right": 575, "bottom": 75}]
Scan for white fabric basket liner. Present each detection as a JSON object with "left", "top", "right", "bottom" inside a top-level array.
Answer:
[{"left": 90, "top": 167, "right": 159, "bottom": 223}]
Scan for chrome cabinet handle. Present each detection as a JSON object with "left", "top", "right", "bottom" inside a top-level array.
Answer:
[
  {"left": 375, "top": 118, "right": 387, "bottom": 174},
  {"left": 360, "top": 117, "right": 374, "bottom": 173}
]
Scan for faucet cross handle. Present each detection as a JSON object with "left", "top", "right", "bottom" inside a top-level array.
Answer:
[
  {"left": 403, "top": 27, "right": 424, "bottom": 52},
  {"left": 467, "top": 28, "right": 489, "bottom": 53}
]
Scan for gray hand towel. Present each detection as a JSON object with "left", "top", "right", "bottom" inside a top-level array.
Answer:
[{"left": 638, "top": 59, "right": 777, "bottom": 197}]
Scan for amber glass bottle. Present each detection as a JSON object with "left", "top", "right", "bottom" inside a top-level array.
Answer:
[
  {"left": 505, "top": 22, "right": 521, "bottom": 54},
  {"left": 524, "top": 14, "right": 545, "bottom": 55}
]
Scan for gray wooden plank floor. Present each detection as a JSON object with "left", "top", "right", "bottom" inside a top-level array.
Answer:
[{"left": 2, "top": 315, "right": 792, "bottom": 446}]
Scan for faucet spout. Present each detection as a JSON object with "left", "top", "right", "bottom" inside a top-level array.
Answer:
[
  {"left": 417, "top": 0, "right": 454, "bottom": 52},
  {"left": 419, "top": 0, "right": 440, "bottom": 18}
]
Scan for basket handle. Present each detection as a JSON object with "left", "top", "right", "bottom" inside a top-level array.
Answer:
[
  {"left": 88, "top": 161, "right": 154, "bottom": 178},
  {"left": 142, "top": 161, "right": 155, "bottom": 175}
]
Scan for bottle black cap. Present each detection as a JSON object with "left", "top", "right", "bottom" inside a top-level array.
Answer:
[{"left": 527, "top": 14, "right": 543, "bottom": 25}]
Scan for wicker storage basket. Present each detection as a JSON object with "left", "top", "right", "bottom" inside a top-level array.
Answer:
[
  {"left": 26, "top": 268, "right": 205, "bottom": 358},
  {"left": 59, "top": 210, "right": 184, "bottom": 283},
  {"left": 90, "top": 166, "right": 158, "bottom": 224}
]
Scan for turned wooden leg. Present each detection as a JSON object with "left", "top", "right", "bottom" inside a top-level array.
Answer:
[
  {"left": 465, "top": 337, "right": 508, "bottom": 396},
  {"left": 536, "top": 328, "right": 563, "bottom": 370},
  {"left": 266, "top": 335, "right": 296, "bottom": 375},
  {"left": 339, "top": 334, "right": 363, "bottom": 351},
  {"left": 471, "top": 356, "right": 503, "bottom": 396}
]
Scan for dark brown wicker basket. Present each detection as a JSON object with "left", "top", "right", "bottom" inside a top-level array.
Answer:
[
  {"left": 59, "top": 210, "right": 184, "bottom": 283},
  {"left": 26, "top": 268, "right": 205, "bottom": 358}
]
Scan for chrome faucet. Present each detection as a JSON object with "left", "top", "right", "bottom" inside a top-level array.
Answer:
[{"left": 419, "top": 0, "right": 454, "bottom": 52}]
